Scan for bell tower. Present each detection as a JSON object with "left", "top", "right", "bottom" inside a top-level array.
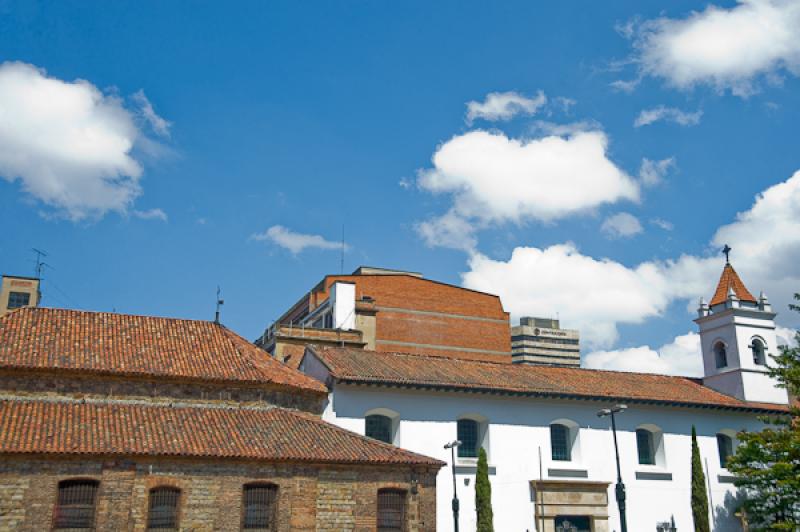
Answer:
[{"left": 694, "top": 246, "right": 788, "bottom": 404}]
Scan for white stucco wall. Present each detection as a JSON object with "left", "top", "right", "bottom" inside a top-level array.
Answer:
[
  {"left": 324, "top": 384, "right": 768, "bottom": 532},
  {"left": 697, "top": 308, "right": 788, "bottom": 404}
]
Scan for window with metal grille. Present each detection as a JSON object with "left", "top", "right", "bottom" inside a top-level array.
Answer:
[
  {"left": 636, "top": 429, "right": 655, "bottom": 465},
  {"left": 550, "top": 424, "right": 571, "bottom": 461},
  {"left": 457, "top": 419, "right": 478, "bottom": 458},
  {"left": 7, "top": 291, "right": 30, "bottom": 309},
  {"left": 242, "top": 483, "right": 278, "bottom": 530},
  {"left": 147, "top": 487, "right": 180, "bottom": 530},
  {"left": 377, "top": 489, "right": 406, "bottom": 532},
  {"left": 366, "top": 415, "right": 393, "bottom": 444},
  {"left": 717, "top": 433, "right": 733, "bottom": 468},
  {"left": 53, "top": 479, "right": 99, "bottom": 530}
]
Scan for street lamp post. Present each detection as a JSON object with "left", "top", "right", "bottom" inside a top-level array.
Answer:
[
  {"left": 597, "top": 405, "right": 628, "bottom": 532},
  {"left": 444, "top": 440, "right": 462, "bottom": 532}
]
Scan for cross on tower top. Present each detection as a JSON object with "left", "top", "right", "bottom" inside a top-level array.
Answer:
[{"left": 722, "top": 244, "right": 731, "bottom": 264}]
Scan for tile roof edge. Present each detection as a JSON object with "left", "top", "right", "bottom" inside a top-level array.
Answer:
[
  {"left": 1, "top": 305, "right": 218, "bottom": 325},
  {"left": 333, "top": 378, "right": 790, "bottom": 413},
  {"left": 318, "top": 346, "right": 716, "bottom": 379},
  {"left": 279, "top": 408, "right": 445, "bottom": 466},
  {"left": 217, "top": 326, "right": 327, "bottom": 394}
]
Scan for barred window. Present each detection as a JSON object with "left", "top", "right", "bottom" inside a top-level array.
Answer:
[
  {"left": 717, "top": 433, "right": 733, "bottom": 468},
  {"left": 147, "top": 487, "right": 180, "bottom": 530},
  {"left": 457, "top": 419, "right": 478, "bottom": 458},
  {"left": 550, "top": 424, "right": 571, "bottom": 461},
  {"left": 636, "top": 429, "right": 655, "bottom": 465},
  {"left": 242, "top": 483, "right": 278, "bottom": 530},
  {"left": 53, "top": 479, "right": 98, "bottom": 531},
  {"left": 377, "top": 489, "right": 406, "bottom": 532},
  {"left": 366, "top": 414, "right": 393, "bottom": 444}
]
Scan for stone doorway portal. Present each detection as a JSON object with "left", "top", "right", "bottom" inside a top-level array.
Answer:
[{"left": 530, "top": 480, "right": 611, "bottom": 532}]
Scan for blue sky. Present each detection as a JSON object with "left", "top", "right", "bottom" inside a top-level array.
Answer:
[{"left": 2, "top": 0, "right": 799, "bottom": 375}]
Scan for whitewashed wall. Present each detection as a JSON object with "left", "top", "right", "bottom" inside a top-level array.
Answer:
[{"left": 323, "top": 384, "right": 766, "bottom": 532}]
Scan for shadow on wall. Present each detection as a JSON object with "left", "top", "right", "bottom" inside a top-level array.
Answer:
[{"left": 713, "top": 490, "right": 745, "bottom": 531}]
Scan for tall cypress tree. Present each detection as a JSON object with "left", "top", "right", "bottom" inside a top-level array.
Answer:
[
  {"left": 475, "top": 447, "right": 494, "bottom": 532},
  {"left": 691, "top": 425, "right": 711, "bottom": 532}
]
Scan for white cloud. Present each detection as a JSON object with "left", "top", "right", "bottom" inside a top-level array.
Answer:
[
  {"left": 651, "top": 218, "right": 674, "bottom": 231},
  {"left": 251, "top": 225, "right": 344, "bottom": 254},
  {"left": 626, "top": 0, "right": 800, "bottom": 96},
  {"left": 554, "top": 96, "right": 577, "bottom": 113},
  {"left": 416, "top": 129, "right": 639, "bottom": 248},
  {"left": 132, "top": 208, "right": 167, "bottom": 222},
  {"left": 465, "top": 91, "right": 547, "bottom": 124},
  {"left": 639, "top": 157, "right": 676, "bottom": 186},
  {"left": 776, "top": 326, "right": 798, "bottom": 348},
  {"left": 416, "top": 210, "right": 477, "bottom": 252},
  {"left": 634, "top": 106, "right": 703, "bottom": 127},
  {"left": 0, "top": 61, "right": 165, "bottom": 220},
  {"left": 132, "top": 90, "right": 171, "bottom": 137},
  {"left": 601, "top": 212, "right": 643, "bottom": 239},
  {"left": 461, "top": 169, "right": 800, "bottom": 348},
  {"left": 585, "top": 332, "right": 703, "bottom": 376},
  {"left": 462, "top": 244, "right": 668, "bottom": 347}
]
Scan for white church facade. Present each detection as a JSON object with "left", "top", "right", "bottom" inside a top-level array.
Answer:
[{"left": 295, "top": 261, "right": 791, "bottom": 532}]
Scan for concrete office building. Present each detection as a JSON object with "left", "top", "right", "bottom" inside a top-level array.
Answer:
[{"left": 512, "top": 317, "right": 580, "bottom": 366}]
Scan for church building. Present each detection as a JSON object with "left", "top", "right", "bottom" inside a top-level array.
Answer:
[{"left": 294, "top": 260, "right": 791, "bottom": 532}]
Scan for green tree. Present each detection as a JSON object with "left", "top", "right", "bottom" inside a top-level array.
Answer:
[
  {"left": 475, "top": 447, "right": 494, "bottom": 532},
  {"left": 726, "top": 293, "right": 800, "bottom": 530},
  {"left": 691, "top": 425, "right": 711, "bottom": 532}
]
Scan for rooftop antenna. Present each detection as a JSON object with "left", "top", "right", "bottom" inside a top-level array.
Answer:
[
  {"left": 214, "top": 286, "right": 224, "bottom": 324},
  {"left": 32, "top": 248, "right": 48, "bottom": 278},
  {"left": 722, "top": 244, "right": 732, "bottom": 264},
  {"left": 340, "top": 224, "right": 345, "bottom": 274}
]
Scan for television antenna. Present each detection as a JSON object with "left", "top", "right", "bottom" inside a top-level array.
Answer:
[
  {"left": 214, "top": 286, "right": 224, "bottom": 324},
  {"left": 32, "top": 248, "right": 48, "bottom": 278}
]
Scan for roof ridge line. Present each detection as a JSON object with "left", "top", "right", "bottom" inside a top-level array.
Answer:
[{"left": 0, "top": 393, "right": 283, "bottom": 412}]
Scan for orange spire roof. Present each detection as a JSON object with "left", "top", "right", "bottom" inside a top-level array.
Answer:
[{"left": 709, "top": 263, "right": 757, "bottom": 306}]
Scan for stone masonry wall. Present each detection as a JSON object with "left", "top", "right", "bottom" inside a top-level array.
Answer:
[
  {"left": 0, "top": 456, "right": 438, "bottom": 532},
  {"left": 0, "top": 370, "right": 324, "bottom": 413}
]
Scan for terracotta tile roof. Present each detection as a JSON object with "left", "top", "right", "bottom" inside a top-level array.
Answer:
[
  {"left": 312, "top": 347, "right": 790, "bottom": 414},
  {"left": 709, "top": 263, "right": 757, "bottom": 306},
  {"left": 0, "top": 398, "right": 443, "bottom": 466},
  {"left": 0, "top": 308, "right": 326, "bottom": 394}
]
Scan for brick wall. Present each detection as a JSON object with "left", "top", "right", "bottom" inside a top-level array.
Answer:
[
  {"left": 0, "top": 456, "right": 438, "bottom": 532},
  {"left": 0, "top": 370, "right": 324, "bottom": 413},
  {"left": 317, "top": 275, "right": 512, "bottom": 359}
]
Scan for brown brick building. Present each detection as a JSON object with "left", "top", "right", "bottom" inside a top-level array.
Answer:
[
  {"left": 258, "top": 266, "right": 511, "bottom": 363},
  {"left": 0, "top": 307, "right": 442, "bottom": 531}
]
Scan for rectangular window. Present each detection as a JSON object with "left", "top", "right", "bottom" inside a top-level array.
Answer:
[
  {"left": 365, "top": 415, "right": 393, "bottom": 444},
  {"left": 53, "top": 480, "right": 99, "bottom": 530},
  {"left": 636, "top": 429, "right": 655, "bottom": 465},
  {"left": 7, "top": 291, "right": 30, "bottom": 309},
  {"left": 147, "top": 487, "right": 180, "bottom": 530},
  {"left": 377, "top": 489, "right": 406, "bottom": 532},
  {"left": 550, "top": 424, "right": 571, "bottom": 461},
  {"left": 717, "top": 434, "right": 733, "bottom": 469},
  {"left": 457, "top": 419, "right": 478, "bottom": 458},
  {"left": 243, "top": 484, "right": 278, "bottom": 530}
]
